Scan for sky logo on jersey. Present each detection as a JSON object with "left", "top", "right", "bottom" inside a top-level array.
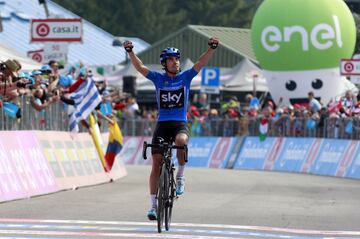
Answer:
[{"left": 160, "top": 88, "right": 185, "bottom": 109}]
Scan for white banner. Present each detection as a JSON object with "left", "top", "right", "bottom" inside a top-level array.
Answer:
[
  {"left": 30, "top": 18, "right": 82, "bottom": 42},
  {"left": 43, "top": 42, "right": 68, "bottom": 64}
]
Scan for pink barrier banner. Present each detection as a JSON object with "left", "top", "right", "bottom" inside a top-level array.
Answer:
[
  {"left": 119, "top": 137, "right": 144, "bottom": 165},
  {"left": 35, "top": 131, "right": 127, "bottom": 190},
  {"left": 0, "top": 131, "right": 58, "bottom": 201},
  {"left": 0, "top": 130, "right": 126, "bottom": 203}
]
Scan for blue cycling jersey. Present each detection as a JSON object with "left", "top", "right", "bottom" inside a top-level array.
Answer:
[{"left": 146, "top": 67, "right": 198, "bottom": 122}]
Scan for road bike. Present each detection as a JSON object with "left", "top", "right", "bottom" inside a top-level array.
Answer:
[{"left": 143, "top": 137, "right": 188, "bottom": 233}]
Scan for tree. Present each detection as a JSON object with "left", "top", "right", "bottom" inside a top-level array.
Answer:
[
  {"left": 352, "top": 13, "right": 360, "bottom": 54},
  {"left": 52, "top": 0, "right": 261, "bottom": 43}
]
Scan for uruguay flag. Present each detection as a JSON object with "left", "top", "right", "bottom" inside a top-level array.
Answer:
[
  {"left": 68, "top": 78, "right": 102, "bottom": 133},
  {"left": 104, "top": 120, "right": 123, "bottom": 172}
]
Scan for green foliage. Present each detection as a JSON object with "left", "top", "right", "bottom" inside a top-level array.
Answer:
[
  {"left": 352, "top": 13, "right": 360, "bottom": 54},
  {"left": 52, "top": 0, "right": 360, "bottom": 53},
  {"left": 52, "top": 0, "right": 262, "bottom": 43}
]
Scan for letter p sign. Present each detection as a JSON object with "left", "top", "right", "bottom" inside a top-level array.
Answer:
[{"left": 201, "top": 67, "right": 220, "bottom": 87}]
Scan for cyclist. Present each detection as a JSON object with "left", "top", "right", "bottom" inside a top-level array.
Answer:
[{"left": 123, "top": 37, "right": 219, "bottom": 220}]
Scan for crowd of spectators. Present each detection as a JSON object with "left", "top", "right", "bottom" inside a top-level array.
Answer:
[{"left": 1, "top": 58, "right": 360, "bottom": 139}]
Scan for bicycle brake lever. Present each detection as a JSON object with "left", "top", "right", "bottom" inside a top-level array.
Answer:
[
  {"left": 184, "top": 144, "right": 188, "bottom": 163},
  {"left": 142, "top": 141, "right": 147, "bottom": 160}
]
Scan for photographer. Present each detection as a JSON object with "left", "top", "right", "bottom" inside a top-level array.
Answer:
[
  {"left": 0, "top": 59, "right": 25, "bottom": 100},
  {"left": 30, "top": 88, "right": 59, "bottom": 112}
]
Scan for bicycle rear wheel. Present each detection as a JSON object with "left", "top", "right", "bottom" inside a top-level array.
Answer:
[{"left": 157, "top": 164, "right": 166, "bottom": 233}]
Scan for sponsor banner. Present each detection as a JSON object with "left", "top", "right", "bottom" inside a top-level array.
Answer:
[
  {"left": 27, "top": 49, "right": 44, "bottom": 63},
  {"left": 31, "top": 18, "right": 82, "bottom": 42},
  {"left": 273, "top": 137, "right": 315, "bottom": 172},
  {"left": 225, "top": 137, "right": 245, "bottom": 169},
  {"left": 234, "top": 136, "right": 278, "bottom": 170},
  {"left": 345, "top": 143, "right": 360, "bottom": 179},
  {"left": 336, "top": 140, "right": 358, "bottom": 177},
  {"left": 35, "top": 131, "right": 126, "bottom": 190},
  {"left": 134, "top": 137, "right": 152, "bottom": 165},
  {"left": 43, "top": 42, "right": 68, "bottom": 64},
  {"left": 119, "top": 137, "right": 144, "bottom": 165},
  {"left": 263, "top": 137, "right": 283, "bottom": 170},
  {"left": 309, "top": 139, "right": 350, "bottom": 176},
  {"left": 0, "top": 131, "right": 58, "bottom": 201},
  {"left": 187, "top": 137, "right": 218, "bottom": 167},
  {"left": 340, "top": 59, "right": 360, "bottom": 76},
  {"left": 209, "top": 137, "right": 237, "bottom": 168},
  {"left": 78, "top": 132, "right": 126, "bottom": 181},
  {"left": 36, "top": 132, "right": 105, "bottom": 189},
  {"left": 0, "top": 138, "right": 27, "bottom": 201},
  {"left": 300, "top": 138, "right": 322, "bottom": 173}
]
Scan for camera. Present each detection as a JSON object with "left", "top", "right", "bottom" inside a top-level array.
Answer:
[
  {"left": 53, "top": 89, "right": 60, "bottom": 96},
  {"left": 0, "top": 63, "right": 7, "bottom": 72},
  {"left": 41, "top": 69, "right": 52, "bottom": 75}
]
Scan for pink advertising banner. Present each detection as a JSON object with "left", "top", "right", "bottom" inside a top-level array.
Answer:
[{"left": 0, "top": 131, "right": 58, "bottom": 201}]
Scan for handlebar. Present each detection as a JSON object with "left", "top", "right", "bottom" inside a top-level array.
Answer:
[{"left": 142, "top": 141, "right": 188, "bottom": 163}]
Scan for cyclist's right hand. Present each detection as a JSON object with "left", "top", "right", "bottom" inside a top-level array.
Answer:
[{"left": 123, "top": 40, "right": 134, "bottom": 52}]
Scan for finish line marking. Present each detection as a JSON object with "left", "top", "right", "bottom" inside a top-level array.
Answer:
[
  {"left": 0, "top": 229, "right": 239, "bottom": 239},
  {"left": 0, "top": 223, "right": 341, "bottom": 239},
  {"left": 0, "top": 218, "right": 358, "bottom": 237},
  {"left": 0, "top": 218, "right": 358, "bottom": 239}
]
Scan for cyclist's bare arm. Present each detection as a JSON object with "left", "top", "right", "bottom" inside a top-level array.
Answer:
[
  {"left": 193, "top": 37, "right": 219, "bottom": 73},
  {"left": 123, "top": 41, "right": 149, "bottom": 77}
]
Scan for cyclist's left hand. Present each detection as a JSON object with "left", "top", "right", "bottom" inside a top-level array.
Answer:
[{"left": 208, "top": 37, "right": 219, "bottom": 49}]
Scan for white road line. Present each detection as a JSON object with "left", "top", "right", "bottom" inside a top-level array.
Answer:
[
  {"left": 0, "top": 229, "right": 242, "bottom": 239},
  {"left": 0, "top": 218, "right": 359, "bottom": 237}
]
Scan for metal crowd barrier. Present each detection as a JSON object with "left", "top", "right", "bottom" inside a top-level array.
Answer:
[
  {"left": 247, "top": 116, "right": 360, "bottom": 140},
  {"left": 1, "top": 99, "right": 360, "bottom": 139},
  {"left": 1, "top": 95, "right": 69, "bottom": 131}
]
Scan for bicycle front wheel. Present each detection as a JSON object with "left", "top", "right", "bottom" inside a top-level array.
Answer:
[
  {"left": 165, "top": 169, "right": 173, "bottom": 231},
  {"left": 157, "top": 164, "right": 167, "bottom": 233}
]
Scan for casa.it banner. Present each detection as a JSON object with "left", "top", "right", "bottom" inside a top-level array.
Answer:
[{"left": 30, "top": 18, "right": 83, "bottom": 42}]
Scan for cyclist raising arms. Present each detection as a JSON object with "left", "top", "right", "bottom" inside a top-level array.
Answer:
[{"left": 123, "top": 37, "right": 219, "bottom": 220}]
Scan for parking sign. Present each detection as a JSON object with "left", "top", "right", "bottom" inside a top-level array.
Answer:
[{"left": 201, "top": 67, "right": 220, "bottom": 94}]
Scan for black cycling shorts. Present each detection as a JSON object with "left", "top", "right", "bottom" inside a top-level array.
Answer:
[{"left": 151, "top": 121, "right": 189, "bottom": 155}]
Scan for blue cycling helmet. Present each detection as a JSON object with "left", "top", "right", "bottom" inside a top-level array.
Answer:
[{"left": 160, "top": 47, "right": 180, "bottom": 63}]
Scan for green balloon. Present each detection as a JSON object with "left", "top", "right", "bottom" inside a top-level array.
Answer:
[{"left": 251, "top": 0, "right": 356, "bottom": 71}]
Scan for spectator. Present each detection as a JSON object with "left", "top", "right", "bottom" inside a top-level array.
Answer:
[
  {"left": 341, "top": 90, "right": 357, "bottom": 116},
  {"left": 0, "top": 59, "right": 25, "bottom": 100},
  {"left": 308, "top": 91, "right": 321, "bottom": 113},
  {"left": 124, "top": 96, "right": 140, "bottom": 118},
  {"left": 193, "top": 93, "right": 210, "bottom": 110}
]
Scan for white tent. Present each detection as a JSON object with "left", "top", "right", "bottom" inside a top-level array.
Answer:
[
  {"left": 0, "top": 43, "right": 41, "bottom": 71},
  {"left": 189, "top": 58, "right": 268, "bottom": 92},
  {"left": 221, "top": 58, "right": 268, "bottom": 92}
]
